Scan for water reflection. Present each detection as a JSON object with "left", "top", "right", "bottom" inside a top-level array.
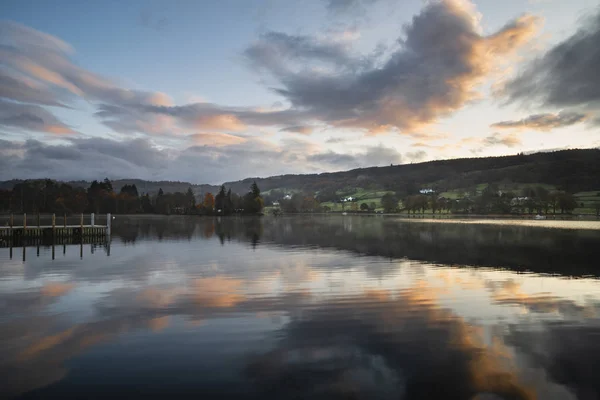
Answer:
[{"left": 0, "top": 216, "right": 599, "bottom": 399}]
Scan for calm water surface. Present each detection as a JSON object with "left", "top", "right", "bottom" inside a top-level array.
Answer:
[{"left": 1, "top": 215, "right": 600, "bottom": 399}]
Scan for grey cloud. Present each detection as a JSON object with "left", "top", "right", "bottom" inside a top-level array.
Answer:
[
  {"left": 0, "top": 138, "right": 169, "bottom": 182},
  {"left": 504, "top": 9, "right": 600, "bottom": 110},
  {"left": 0, "top": 70, "right": 68, "bottom": 107},
  {"left": 325, "top": 136, "right": 349, "bottom": 143},
  {"left": 0, "top": 21, "right": 73, "bottom": 54},
  {"left": 245, "top": 31, "right": 359, "bottom": 76},
  {"left": 0, "top": 137, "right": 404, "bottom": 183},
  {"left": 250, "top": 1, "right": 539, "bottom": 133},
  {"left": 324, "top": 0, "right": 381, "bottom": 14},
  {"left": 140, "top": 10, "right": 169, "bottom": 31},
  {"left": 132, "top": 102, "right": 308, "bottom": 132},
  {"left": 279, "top": 125, "right": 314, "bottom": 135},
  {"left": 405, "top": 150, "right": 427, "bottom": 162},
  {"left": 483, "top": 133, "right": 522, "bottom": 147},
  {"left": 0, "top": 21, "right": 171, "bottom": 117},
  {"left": 0, "top": 99, "right": 76, "bottom": 134},
  {"left": 491, "top": 112, "right": 587, "bottom": 131},
  {"left": 307, "top": 145, "right": 402, "bottom": 168}
]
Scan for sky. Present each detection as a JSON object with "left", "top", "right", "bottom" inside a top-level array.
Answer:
[{"left": 1, "top": 0, "right": 599, "bottom": 184}]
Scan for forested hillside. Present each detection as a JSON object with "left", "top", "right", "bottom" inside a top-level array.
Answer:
[{"left": 1, "top": 149, "right": 599, "bottom": 215}]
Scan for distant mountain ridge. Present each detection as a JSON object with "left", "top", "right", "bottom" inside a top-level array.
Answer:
[{"left": 1, "top": 149, "right": 599, "bottom": 195}]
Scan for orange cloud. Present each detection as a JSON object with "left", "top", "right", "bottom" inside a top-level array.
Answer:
[
  {"left": 193, "top": 114, "right": 246, "bottom": 131},
  {"left": 45, "top": 125, "right": 77, "bottom": 135},
  {"left": 188, "top": 132, "right": 248, "bottom": 147}
]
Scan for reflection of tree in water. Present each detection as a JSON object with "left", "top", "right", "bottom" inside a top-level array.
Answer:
[
  {"left": 110, "top": 216, "right": 600, "bottom": 276},
  {"left": 215, "top": 217, "right": 263, "bottom": 249},
  {"left": 251, "top": 217, "right": 600, "bottom": 277},
  {"left": 112, "top": 216, "right": 198, "bottom": 243}
]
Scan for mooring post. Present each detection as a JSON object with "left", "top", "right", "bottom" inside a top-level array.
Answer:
[
  {"left": 80, "top": 213, "right": 84, "bottom": 229},
  {"left": 64, "top": 213, "right": 67, "bottom": 228},
  {"left": 23, "top": 213, "right": 27, "bottom": 229},
  {"left": 106, "top": 213, "right": 111, "bottom": 236},
  {"left": 10, "top": 213, "right": 13, "bottom": 229},
  {"left": 37, "top": 214, "right": 40, "bottom": 227},
  {"left": 90, "top": 213, "right": 95, "bottom": 227},
  {"left": 52, "top": 214, "right": 56, "bottom": 229}
]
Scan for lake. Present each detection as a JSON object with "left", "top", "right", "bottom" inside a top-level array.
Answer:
[{"left": 2, "top": 215, "right": 600, "bottom": 399}]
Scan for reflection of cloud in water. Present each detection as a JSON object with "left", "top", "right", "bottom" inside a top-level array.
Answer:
[
  {"left": 246, "top": 283, "right": 538, "bottom": 400},
  {"left": 40, "top": 282, "right": 75, "bottom": 297},
  {"left": 190, "top": 277, "right": 246, "bottom": 308},
  {"left": 487, "top": 279, "right": 599, "bottom": 318},
  {"left": 509, "top": 324, "right": 600, "bottom": 400}
]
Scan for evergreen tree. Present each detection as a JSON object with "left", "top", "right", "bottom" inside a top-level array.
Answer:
[
  {"left": 251, "top": 181, "right": 260, "bottom": 198},
  {"left": 186, "top": 187, "right": 196, "bottom": 211}
]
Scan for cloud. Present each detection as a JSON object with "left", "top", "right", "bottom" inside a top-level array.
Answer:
[
  {"left": 483, "top": 132, "right": 522, "bottom": 147},
  {"left": 0, "top": 99, "right": 76, "bottom": 134},
  {"left": 247, "top": 0, "right": 540, "bottom": 133},
  {"left": 324, "top": 0, "right": 382, "bottom": 15},
  {"left": 139, "top": 9, "right": 169, "bottom": 31},
  {"left": 503, "top": 8, "right": 600, "bottom": 112},
  {"left": 307, "top": 144, "right": 402, "bottom": 168},
  {"left": 0, "top": 22, "right": 172, "bottom": 108},
  {"left": 0, "top": 70, "right": 68, "bottom": 107},
  {"left": 325, "top": 136, "right": 349, "bottom": 144},
  {"left": 405, "top": 150, "right": 427, "bottom": 162},
  {"left": 279, "top": 125, "right": 314, "bottom": 135},
  {"left": 188, "top": 132, "right": 247, "bottom": 147},
  {"left": 126, "top": 102, "right": 308, "bottom": 134},
  {"left": 0, "top": 137, "right": 169, "bottom": 181},
  {"left": 0, "top": 136, "right": 404, "bottom": 183},
  {"left": 491, "top": 112, "right": 587, "bottom": 131},
  {"left": 244, "top": 31, "right": 360, "bottom": 75}
]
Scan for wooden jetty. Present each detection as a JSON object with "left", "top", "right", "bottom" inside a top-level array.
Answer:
[{"left": 0, "top": 213, "right": 111, "bottom": 245}]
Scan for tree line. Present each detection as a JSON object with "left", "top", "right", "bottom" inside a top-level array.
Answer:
[
  {"left": 0, "top": 178, "right": 264, "bottom": 215},
  {"left": 380, "top": 184, "right": 585, "bottom": 215}
]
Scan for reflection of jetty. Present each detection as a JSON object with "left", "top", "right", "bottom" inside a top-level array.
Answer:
[
  {"left": 0, "top": 213, "right": 111, "bottom": 245},
  {"left": 6, "top": 241, "right": 111, "bottom": 261}
]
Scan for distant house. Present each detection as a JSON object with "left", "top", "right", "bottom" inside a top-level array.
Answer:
[
  {"left": 283, "top": 194, "right": 292, "bottom": 200},
  {"left": 510, "top": 197, "right": 529, "bottom": 206},
  {"left": 342, "top": 196, "right": 354, "bottom": 202},
  {"left": 419, "top": 189, "right": 435, "bottom": 194},
  {"left": 272, "top": 201, "right": 280, "bottom": 206}
]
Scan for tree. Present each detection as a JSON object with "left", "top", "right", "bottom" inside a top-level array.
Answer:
[
  {"left": 381, "top": 193, "right": 398, "bottom": 213},
  {"left": 186, "top": 187, "right": 196, "bottom": 211},
  {"left": 242, "top": 182, "right": 264, "bottom": 214},
  {"left": 558, "top": 192, "right": 577, "bottom": 214},
  {"left": 350, "top": 202, "right": 358, "bottom": 212},
  {"left": 215, "top": 185, "right": 227, "bottom": 214},
  {"left": 141, "top": 193, "right": 153, "bottom": 213},
  {"left": 251, "top": 181, "right": 261, "bottom": 198},
  {"left": 203, "top": 193, "right": 215, "bottom": 210},
  {"left": 360, "top": 203, "right": 369, "bottom": 211},
  {"left": 120, "top": 184, "right": 139, "bottom": 197},
  {"left": 369, "top": 202, "right": 377, "bottom": 212}
]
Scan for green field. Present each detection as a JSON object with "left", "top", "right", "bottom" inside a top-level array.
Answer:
[{"left": 265, "top": 184, "right": 600, "bottom": 215}]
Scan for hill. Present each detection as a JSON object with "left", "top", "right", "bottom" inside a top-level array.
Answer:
[
  {"left": 2, "top": 149, "right": 599, "bottom": 198},
  {"left": 221, "top": 149, "right": 600, "bottom": 196}
]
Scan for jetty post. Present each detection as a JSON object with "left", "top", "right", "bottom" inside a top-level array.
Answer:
[{"left": 106, "top": 213, "right": 112, "bottom": 236}]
